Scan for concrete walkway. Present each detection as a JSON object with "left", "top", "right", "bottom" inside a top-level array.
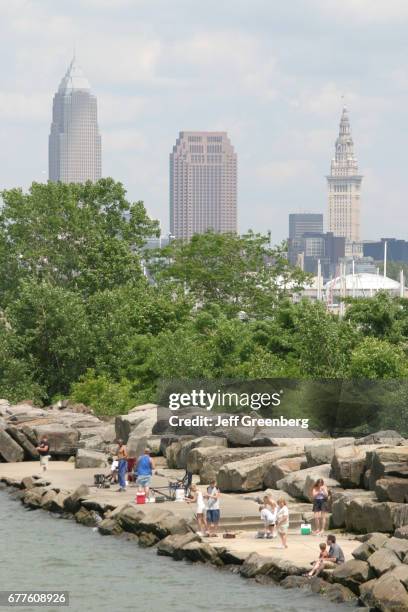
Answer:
[{"left": 0, "top": 461, "right": 358, "bottom": 565}]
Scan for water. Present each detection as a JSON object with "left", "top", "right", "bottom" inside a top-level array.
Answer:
[{"left": 0, "top": 491, "right": 347, "bottom": 612}]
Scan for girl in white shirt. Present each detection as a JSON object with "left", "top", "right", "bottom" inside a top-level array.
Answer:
[
  {"left": 186, "top": 484, "right": 207, "bottom": 536},
  {"left": 276, "top": 497, "right": 289, "bottom": 549}
]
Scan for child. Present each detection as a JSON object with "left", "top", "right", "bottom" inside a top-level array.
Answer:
[
  {"left": 276, "top": 497, "right": 289, "bottom": 549},
  {"left": 307, "top": 542, "right": 329, "bottom": 577},
  {"left": 258, "top": 504, "right": 277, "bottom": 539},
  {"left": 186, "top": 483, "right": 207, "bottom": 536}
]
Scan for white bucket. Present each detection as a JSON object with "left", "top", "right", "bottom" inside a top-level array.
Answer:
[{"left": 175, "top": 488, "right": 185, "bottom": 502}]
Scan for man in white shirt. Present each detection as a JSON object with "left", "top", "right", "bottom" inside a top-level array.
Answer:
[{"left": 205, "top": 480, "right": 220, "bottom": 537}]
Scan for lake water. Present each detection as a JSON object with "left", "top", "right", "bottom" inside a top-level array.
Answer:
[{"left": 0, "top": 491, "right": 346, "bottom": 612}]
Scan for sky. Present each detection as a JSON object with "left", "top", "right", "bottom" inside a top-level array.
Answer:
[{"left": 1, "top": 0, "right": 408, "bottom": 243}]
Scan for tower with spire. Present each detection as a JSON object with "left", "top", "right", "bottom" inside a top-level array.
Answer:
[
  {"left": 327, "top": 107, "right": 362, "bottom": 255},
  {"left": 49, "top": 56, "right": 101, "bottom": 183}
]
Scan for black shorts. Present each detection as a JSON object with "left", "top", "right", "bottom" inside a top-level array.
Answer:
[{"left": 313, "top": 498, "right": 327, "bottom": 512}]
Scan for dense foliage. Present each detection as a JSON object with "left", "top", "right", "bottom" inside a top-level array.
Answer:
[{"left": 1, "top": 179, "right": 408, "bottom": 425}]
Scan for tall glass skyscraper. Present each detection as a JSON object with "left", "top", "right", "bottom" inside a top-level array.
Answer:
[
  {"left": 170, "top": 131, "right": 237, "bottom": 241},
  {"left": 49, "top": 57, "right": 101, "bottom": 183}
]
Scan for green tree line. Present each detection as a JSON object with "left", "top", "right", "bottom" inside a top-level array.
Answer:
[{"left": 1, "top": 179, "right": 408, "bottom": 421}]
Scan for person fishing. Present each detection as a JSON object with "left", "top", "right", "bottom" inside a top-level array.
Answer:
[{"left": 116, "top": 439, "right": 128, "bottom": 492}]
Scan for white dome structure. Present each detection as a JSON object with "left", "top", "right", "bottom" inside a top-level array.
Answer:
[{"left": 325, "top": 272, "right": 402, "bottom": 297}]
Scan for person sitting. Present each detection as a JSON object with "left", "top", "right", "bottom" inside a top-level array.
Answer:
[
  {"left": 135, "top": 448, "right": 154, "bottom": 497},
  {"left": 306, "top": 542, "right": 329, "bottom": 577},
  {"left": 258, "top": 503, "right": 277, "bottom": 539},
  {"left": 326, "top": 534, "right": 345, "bottom": 565}
]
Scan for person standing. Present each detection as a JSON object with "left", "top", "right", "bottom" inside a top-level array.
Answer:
[
  {"left": 36, "top": 436, "right": 50, "bottom": 472},
  {"left": 205, "top": 480, "right": 220, "bottom": 537},
  {"left": 116, "top": 439, "right": 128, "bottom": 492},
  {"left": 276, "top": 497, "right": 289, "bottom": 549},
  {"left": 312, "top": 479, "right": 329, "bottom": 535},
  {"left": 135, "top": 448, "right": 154, "bottom": 497},
  {"left": 186, "top": 483, "right": 207, "bottom": 536}
]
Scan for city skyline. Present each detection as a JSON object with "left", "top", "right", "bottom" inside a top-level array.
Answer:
[{"left": 1, "top": 1, "right": 408, "bottom": 243}]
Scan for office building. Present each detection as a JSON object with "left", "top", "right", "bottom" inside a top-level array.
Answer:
[
  {"left": 364, "top": 239, "right": 408, "bottom": 264},
  {"left": 170, "top": 131, "right": 237, "bottom": 241},
  {"left": 49, "top": 56, "right": 101, "bottom": 183},
  {"left": 288, "top": 213, "right": 323, "bottom": 265}
]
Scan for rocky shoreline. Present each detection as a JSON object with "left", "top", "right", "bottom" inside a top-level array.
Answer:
[{"left": 1, "top": 398, "right": 408, "bottom": 610}]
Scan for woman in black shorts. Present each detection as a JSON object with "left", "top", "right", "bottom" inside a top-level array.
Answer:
[{"left": 312, "top": 478, "right": 329, "bottom": 535}]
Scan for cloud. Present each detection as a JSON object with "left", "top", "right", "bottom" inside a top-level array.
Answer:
[
  {"left": 103, "top": 128, "right": 146, "bottom": 152},
  {"left": 256, "top": 159, "right": 315, "bottom": 184},
  {"left": 0, "top": 93, "right": 49, "bottom": 121}
]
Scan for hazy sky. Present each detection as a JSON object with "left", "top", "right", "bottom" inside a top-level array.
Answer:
[{"left": 1, "top": 0, "right": 408, "bottom": 242}]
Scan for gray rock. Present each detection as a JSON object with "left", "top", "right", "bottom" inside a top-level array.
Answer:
[
  {"left": 75, "top": 507, "right": 101, "bottom": 526},
  {"left": 0, "top": 429, "right": 24, "bottom": 462},
  {"left": 395, "top": 526, "right": 408, "bottom": 540},
  {"left": 359, "top": 574, "right": 408, "bottom": 610},
  {"left": 187, "top": 446, "right": 273, "bottom": 483},
  {"left": 115, "top": 405, "right": 157, "bottom": 443},
  {"left": 305, "top": 438, "right": 354, "bottom": 467},
  {"left": 331, "top": 444, "right": 378, "bottom": 489},
  {"left": 166, "top": 436, "right": 227, "bottom": 469},
  {"left": 64, "top": 484, "right": 90, "bottom": 514},
  {"left": 263, "top": 456, "right": 307, "bottom": 489},
  {"left": 157, "top": 533, "right": 201, "bottom": 558},
  {"left": 368, "top": 446, "right": 408, "bottom": 490},
  {"left": 98, "top": 518, "right": 123, "bottom": 536},
  {"left": 277, "top": 464, "right": 339, "bottom": 501},
  {"left": 331, "top": 490, "right": 377, "bottom": 529},
  {"left": 180, "top": 541, "right": 222, "bottom": 565},
  {"left": 218, "top": 447, "right": 304, "bottom": 492},
  {"left": 32, "top": 423, "right": 79, "bottom": 456},
  {"left": 240, "top": 552, "right": 309, "bottom": 580},
  {"left": 331, "top": 559, "right": 373, "bottom": 594},
  {"left": 6, "top": 426, "right": 39, "bottom": 459},
  {"left": 383, "top": 537, "right": 408, "bottom": 561},
  {"left": 75, "top": 449, "right": 107, "bottom": 469},
  {"left": 368, "top": 548, "right": 401, "bottom": 576},
  {"left": 41, "top": 490, "right": 68, "bottom": 513},
  {"left": 356, "top": 430, "right": 405, "bottom": 446},
  {"left": 352, "top": 533, "right": 390, "bottom": 561},
  {"left": 22, "top": 487, "right": 47, "bottom": 509},
  {"left": 345, "top": 499, "right": 408, "bottom": 533},
  {"left": 375, "top": 477, "right": 408, "bottom": 503}
]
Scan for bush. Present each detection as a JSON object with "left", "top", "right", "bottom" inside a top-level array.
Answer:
[{"left": 70, "top": 370, "right": 136, "bottom": 416}]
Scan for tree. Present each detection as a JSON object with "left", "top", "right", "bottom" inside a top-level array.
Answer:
[
  {"left": 5, "top": 280, "right": 92, "bottom": 397},
  {"left": 0, "top": 179, "right": 159, "bottom": 302},
  {"left": 347, "top": 337, "right": 408, "bottom": 379},
  {"left": 147, "top": 231, "right": 307, "bottom": 318},
  {"left": 345, "top": 293, "right": 408, "bottom": 343}
]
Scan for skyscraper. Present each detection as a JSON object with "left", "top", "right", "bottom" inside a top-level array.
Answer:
[
  {"left": 327, "top": 107, "right": 362, "bottom": 254},
  {"left": 170, "top": 131, "right": 237, "bottom": 241},
  {"left": 49, "top": 57, "right": 101, "bottom": 183}
]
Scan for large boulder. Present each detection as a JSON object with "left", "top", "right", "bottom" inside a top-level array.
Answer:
[
  {"left": 331, "top": 490, "right": 377, "bottom": 528},
  {"left": 360, "top": 574, "right": 408, "bottom": 611},
  {"left": 41, "top": 490, "right": 68, "bottom": 513},
  {"left": 218, "top": 447, "right": 304, "bottom": 492},
  {"left": 64, "top": 484, "right": 90, "bottom": 514},
  {"left": 32, "top": 423, "right": 79, "bottom": 456},
  {"left": 367, "top": 447, "right": 408, "bottom": 490},
  {"left": 375, "top": 478, "right": 408, "bottom": 503},
  {"left": 263, "top": 456, "right": 307, "bottom": 489},
  {"left": 240, "top": 552, "right": 309, "bottom": 580},
  {"left": 115, "top": 404, "right": 158, "bottom": 443},
  {"left": 277, "top": 464, "right": 340, "bottom": 502},
  {"left": 368, "top": 548, "right": 401, "bottom": 576},
  {"left": 331, "top": 559, "right": 373, "bottom": 594},
  {"left": 352, "top": 533, "right": 390, "bottom": 561},
  {"left": 180, "top": 541, "right": 222, "bottom": 565},
  {"left": 6, "top": 403, "right": 46, "bottom": 420},
  {"left": 187, "top": 446, "right": 273, "bottom": 483},
  {"left": 75, "top": 507, "right": 101, "bottom": 527},
  {"left": 383, "top": 537, "right": 408, "bottom": 561},
  {"left": 331, "top": 444, "right": 378, "bottom": 488},
  {"left": 6, "top": 426, "right": 39, "bottom": 459},
  {"left": 345, "top": 499, "right": 408, "bottom": 534},
  {"left": 166, "top": 436, "right": 227, "bottom": 469},
  {"left": 75, "top": 449, "right": 107, "bottom": 469},
  {"left": 356, "top": 430, "right": 405, "bottom": 446},
  {"left": 22, "top": 487, "right": 47, "bottom": 509},
  {"left": 0, "top": 429, "right": 24, "bottom": 462},
  {"left": 157, "top": 533, "right": 201, "bottom": 559},
  {"left": 117, "top": 504, "right": 190, "bottom": 539},
  {"left": 305, "top": 438, "right": 354, "bottom": 467}
]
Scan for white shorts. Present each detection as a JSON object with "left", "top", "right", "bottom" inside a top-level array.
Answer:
[
  {"left": 40, "top": 455, "right": 49, "bottom": 467},
  {"left": 197, "top": 505, "right": 206, "bottom": 515}
]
